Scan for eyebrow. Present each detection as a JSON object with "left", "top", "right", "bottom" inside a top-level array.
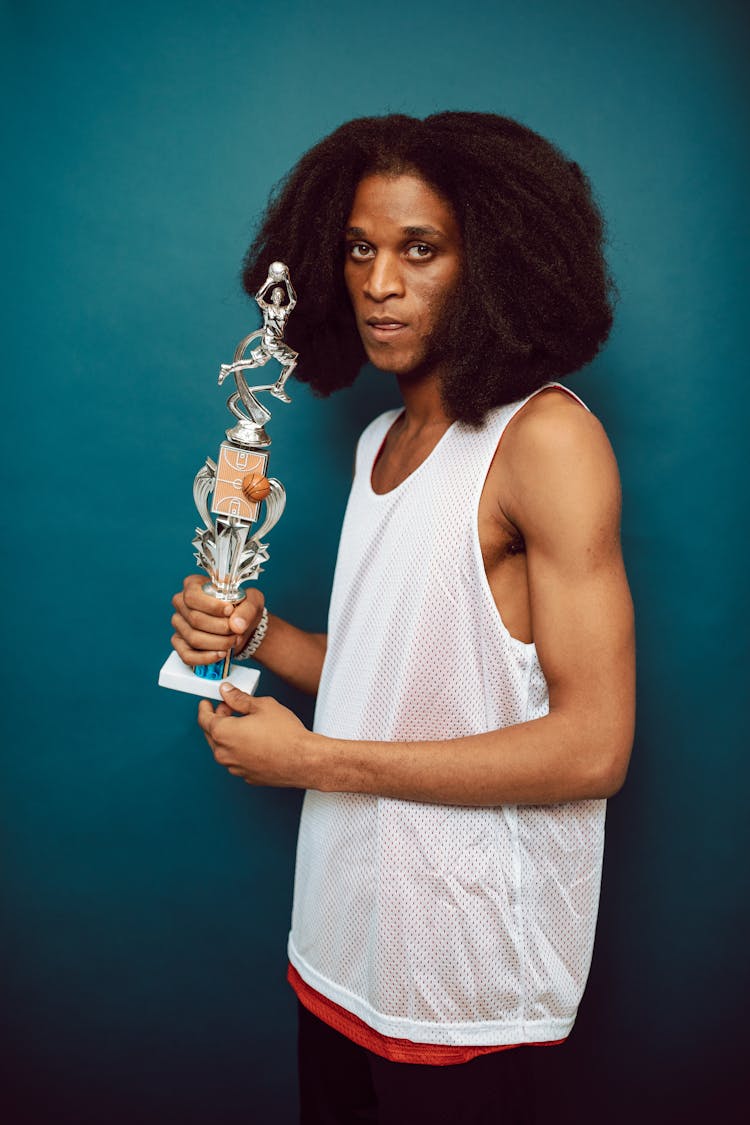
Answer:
[
  {"left": 344, "top": 225, "right": 446, "bottom": 239},
  {"left": 403, "top": 225, "right": 443, "bottom": 238}
]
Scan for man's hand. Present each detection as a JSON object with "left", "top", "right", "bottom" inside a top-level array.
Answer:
[
  {"left": 170, "top": 574, "right": 327, "bottom": 695},
  {"left": 171, "top": 575, "right": 264, "bottom": 666},
  {"left": 198, "top": 683, "right": 310, "bottom": 788}
]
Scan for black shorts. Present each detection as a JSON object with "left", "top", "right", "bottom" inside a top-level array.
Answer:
[{"left": 297, "top": 1002, "right": 554, "bottom": 1125}]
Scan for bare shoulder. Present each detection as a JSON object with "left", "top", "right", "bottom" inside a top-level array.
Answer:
[
  {"left": 498, "top": 387, "right": 622, "bottom": 542},
  {"left": 504, "top": 387, "right": 615, "bottom": 465}
]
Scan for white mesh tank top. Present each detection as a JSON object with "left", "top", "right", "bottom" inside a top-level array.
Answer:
[{"left": 288, "top": 384, "right": 606, "bottom": 1047}]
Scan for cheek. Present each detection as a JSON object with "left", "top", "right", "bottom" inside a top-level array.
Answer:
[{"left": 417, "top": 281, "right": 457, "bottom": 327}]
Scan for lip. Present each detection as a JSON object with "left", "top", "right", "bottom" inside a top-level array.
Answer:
[{"left": 364, "top": 317, "right": 408, "bottom": 336}]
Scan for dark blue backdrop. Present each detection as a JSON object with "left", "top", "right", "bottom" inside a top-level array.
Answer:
[{"left": 2, "top": 1, "right": 748, "bottom": 1121}]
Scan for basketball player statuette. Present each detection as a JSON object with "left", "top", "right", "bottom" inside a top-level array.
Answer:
[{"left": 158, "top": 262, "right": 297, "bottom": 700}]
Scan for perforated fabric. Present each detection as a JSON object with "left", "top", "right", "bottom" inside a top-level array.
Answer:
[{"left": 288, "top": 383, "right": 606, "bottom": 1048}]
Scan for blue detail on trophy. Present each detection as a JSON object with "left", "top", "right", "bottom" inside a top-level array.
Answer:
[{"left": 194, "top": 661, "right": 225, "bottom": 681}]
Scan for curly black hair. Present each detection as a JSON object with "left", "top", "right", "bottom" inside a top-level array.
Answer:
[{"left": 242, "top": 112, "right": 614, "bottom": 424}]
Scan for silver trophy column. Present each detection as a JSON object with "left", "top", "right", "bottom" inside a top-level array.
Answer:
[{"left": 158, "top": 262, "right": 297, "bottom": 700}]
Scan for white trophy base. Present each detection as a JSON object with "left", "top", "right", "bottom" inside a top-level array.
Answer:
[{"left": 158, "top": 651, "right": 260, "bottom": 701}]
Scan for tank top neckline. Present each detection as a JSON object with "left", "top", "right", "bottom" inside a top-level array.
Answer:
[
  {"left": 366, "top": 409, "right": 460, "bottom": 500},
  {"left": 365, "top": 384, "right": 588, "bottom": 500}
]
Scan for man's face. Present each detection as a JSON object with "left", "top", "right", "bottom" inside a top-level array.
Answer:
[{"left": 344, "top": 173, "right": 462, "bottom": 381}]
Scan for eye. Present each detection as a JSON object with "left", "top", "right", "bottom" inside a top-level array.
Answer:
[
  {"left": 347, "top": 242, "right": 374, "bottom": 261},
  {"left": 406, "top": 243, "right": 435, "bottom": 260}
]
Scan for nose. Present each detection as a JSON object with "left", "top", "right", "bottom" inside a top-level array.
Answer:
[{"left": 363, "top": 252, "right": 405, "bottom": 302}]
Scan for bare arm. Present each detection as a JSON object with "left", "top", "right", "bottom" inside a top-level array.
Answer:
[
  {"left": 284, "top": 279, "right": 297, "bottom": 311},
  {"left": 308, "top": 406, "right": 634, "bottom": 802},
  {"left": 199, "top": 399, "right": 635, "bottom": 804},
  {"left": 253, "top": 613, "right": 326, "bottom": 695},
  {"left": 171, "top": 576, "right": 326, "bottom": 696},
  {"left": 254, "top": 276, "right": 274, "bottom": 307}
]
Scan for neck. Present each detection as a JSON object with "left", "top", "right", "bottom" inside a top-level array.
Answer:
[{"left": 396, "top": 369, "right": 452, "bottom": 431}]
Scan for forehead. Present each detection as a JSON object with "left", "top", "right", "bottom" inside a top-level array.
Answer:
[{"left": 346, "top": 173, "right": 459, "bottom": 238}]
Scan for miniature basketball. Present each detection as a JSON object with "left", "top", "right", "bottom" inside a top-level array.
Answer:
[
  {"left": 268, "top": 261, "right": 286, "bottom": 279},
  {"left": 242, "top": 472, "right": 271, "bottom": 502}
]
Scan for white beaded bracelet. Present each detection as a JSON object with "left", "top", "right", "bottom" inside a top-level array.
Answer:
[{"left": 234, "top": 605, "right": 269, "bottom": 662}]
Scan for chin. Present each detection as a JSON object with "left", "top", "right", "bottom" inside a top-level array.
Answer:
[{"left": 366, "top": 350, "right": 429, "bottom": 380}]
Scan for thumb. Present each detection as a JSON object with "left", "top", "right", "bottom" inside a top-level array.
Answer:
[{"left": 219, "top": 681, "right": 258, "bottom": 714}]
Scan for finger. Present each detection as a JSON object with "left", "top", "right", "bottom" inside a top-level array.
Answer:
[
  {"left": 215, "top": 702, "right": 233, "bottom": 718},
  {"left": 176, "top": 581, "right": 263, "bottom": 638},
  {"left": 182, "top": 575, "right": 237, "bottom": 618},
  {"left": 200, "top": 711, "right": 235, "bottom": 767},
  {"left": 228, "top": 610, "right": 251, "bottom": 636},
  {"left": 171, "top": 632, "right": 228, "bottom": 667},
  {"left": 171, "top": 613, "right": 234, "bottom": 654},
  {"left": 229, "top": 589, "right": 264, "bottom": 636},
  {"left": 197, "top": 699, "right": 217, "bottom": 739},
  {"left": 176, "top": 606, "right": 236, "bottom": 637},
  {"left": 219, "top": 682, "right": 259, "bottom": 715}
]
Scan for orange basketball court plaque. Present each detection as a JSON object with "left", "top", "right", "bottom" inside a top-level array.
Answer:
[{"left": 211, "top": 443, "right": 269, "bottom": 522}]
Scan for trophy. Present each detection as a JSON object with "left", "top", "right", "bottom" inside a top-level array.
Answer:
[{"left": 158, "top": 261, "right": 298, "bottom": 700}]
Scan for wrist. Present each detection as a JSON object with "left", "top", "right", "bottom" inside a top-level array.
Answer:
[{"left": 299, "top": 729, "right": 334, "bottom": 792}]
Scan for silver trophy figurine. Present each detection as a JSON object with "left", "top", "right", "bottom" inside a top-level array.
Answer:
[{"left": 158, "top": 261, "right": 297, "bottom": 700}]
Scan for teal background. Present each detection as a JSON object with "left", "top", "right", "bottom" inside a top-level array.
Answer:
[{"left": 2, "top": 0, "right": 748, "bottom": 1121}]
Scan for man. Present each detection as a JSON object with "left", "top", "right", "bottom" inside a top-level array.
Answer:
[{"left": 170, "top": 112, "right": 635, "bottom": 1123}]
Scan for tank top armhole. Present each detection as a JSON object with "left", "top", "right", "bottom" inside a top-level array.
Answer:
[
  {"left": 481, "top": 382, "right": 593, "bottom": 497},
  {"left": 540, "top": 381, "right": 591, "bottom": 412},
  {"left": 487, "top": 382, "right": 591, "bottom": 471}
]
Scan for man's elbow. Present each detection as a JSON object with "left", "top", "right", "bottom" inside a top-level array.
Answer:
[
  {"left": 588, "top": 730, "right": 633, "bottom": 798},
  {"left": 552, "top": 703, "right": 634, "bottom": 799},
  {"left": 597, "top": 759, "right": 630, "bottom": 799}
]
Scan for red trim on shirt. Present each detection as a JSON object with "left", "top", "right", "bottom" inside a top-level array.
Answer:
[{"left": 288, "top": 964, "right": 566, "bottom": 1066}]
